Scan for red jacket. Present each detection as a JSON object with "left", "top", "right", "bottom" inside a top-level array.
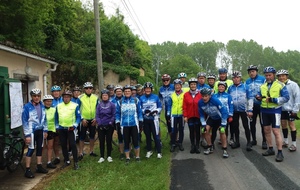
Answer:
[{"left": 183, "top": 91, "right": 202, "bottom": 119}]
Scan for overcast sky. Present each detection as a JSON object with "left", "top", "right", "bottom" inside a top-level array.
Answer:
[{"left": 82, "top": 0, "right": 300, "bottom": 52}]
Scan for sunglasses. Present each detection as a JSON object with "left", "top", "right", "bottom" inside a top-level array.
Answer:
[
  {"left": 163, "top": 80, "right": 170, "bottom": 82},
  {"left": 85, "top": 87, "right": 93, "bottom": 89}
]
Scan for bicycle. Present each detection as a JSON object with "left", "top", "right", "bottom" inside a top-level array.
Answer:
[{"left": 0, "top": 129, "right": 25, "bottom": 172}]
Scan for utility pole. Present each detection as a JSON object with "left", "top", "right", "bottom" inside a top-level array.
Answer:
[{"left": 94, "top": 0, "right": 104, "bottom": 91}]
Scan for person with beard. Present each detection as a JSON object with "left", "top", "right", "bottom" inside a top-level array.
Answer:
[
  {"left": 256, "top": 66, "right": 289, "bottom": 162},
  {"left": 183, "top": 78, "right": 202, "bottom": 154}
]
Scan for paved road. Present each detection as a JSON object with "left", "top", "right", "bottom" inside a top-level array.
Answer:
[{"left": 170, "top": 125, "right": 300, "bottom": 190}]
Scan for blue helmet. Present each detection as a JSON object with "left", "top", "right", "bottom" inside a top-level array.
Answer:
[
  {"left": 178, "top": 72, "right": 187, "bottom": 78},
  {"left": 51, "top": 85, "right": 61, "bottom": 92},
  {"left": 200, "top": 88, "right": 212, "bottom": 95},
  {"left": 263, "top": 66, "right": 276, "bottom": 74},
  {"left": 218, "top": 68, "right": 228, "bottom": 74}
]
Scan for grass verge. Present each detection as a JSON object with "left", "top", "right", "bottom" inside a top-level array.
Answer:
[{"left": 40, "top": 120, "right": 171, "bottom": 190}]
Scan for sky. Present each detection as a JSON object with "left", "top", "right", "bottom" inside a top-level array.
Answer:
[{"left": 82, "top": 0, "right": 300, "bottom": 52}]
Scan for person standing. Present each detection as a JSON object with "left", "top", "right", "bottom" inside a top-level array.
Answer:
[
  {"left": 50, "top": 85, "right": 63, "bottom": 165},
  {"left": 170, "top": 79, "right": 185, "bottom": 152},
  {"left": 196, "top": 72, "right": 210, "bottom": 90},
  {"left": 159, "top": 74, "right": 175, "bottom": 142},
  {"left": 198, "top": 88, "right": 229, "bottom": 158},
  {"left": 227, "top": 71, "right": 253, "bottom": 151},
  {"left": 214, "top": 68, "right": 233, "bottom": 93},
  {"left": 178, "top": 72, "right": 189, "bottom": 92},
  {"left": 115, "top": 85, "right": 143, "bottom": 164},
  {"left": 276, "top": 69, "right": 300, "bottom": 152},
  {"left": 183, "top": 78, "right": 202, "bottom": 154},
  {"left": 106, "top": 84, "right": 116, "bottom": 101},
  {"left": 96, "top": 89, "right": 116, "bottom": 163},
  {"left": 55, "top": 90, "right": 81, "bottom": 169},
  {"left": 140, "top": 82, "right": 163, "bottom": 159},
  {"left": 207, "top": 74, "right": 217, "bottom": 89},
  {"left": 22, "top": 88, "right": 48, "bottom": 178},
  {"left": 245, "top": 65, "right": 267, "bottom": 149},
  {"left": 42, "top": 95, "right": 57, "bottom": 169},
  {"left": 256, "top": 66, "right": 289, "bottom": 162},
  {"left": 78, "top": 82, "right": 99, "bottom": 160}
]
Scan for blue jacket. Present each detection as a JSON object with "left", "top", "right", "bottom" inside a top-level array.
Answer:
[
  {"left": 71, "top": 97, "right": 81, "bottom": 108},
  {"left": 245, "top": 75, "right": 265, "bottom": 105},
  {"left": 197, "top": 83, "right": 210, "bottom": 90},
  {"left": 140, "top": 93, "right": 162, "bottom": 120},
  {"left": 115, "top": 96, "right": 143, "bottom": 127},
  {"left": 159, "top": 84, "right": 175, "bottom": 115},
  {"left": 227, "top": 82, "right": 253, "bottom": 112},
  {"left": 214, "top": 92, "right": 234, "bottom": 117},
  {"left": 22, "top": 101, "right": 48, "bottom": 137},
  {"left": 51, "top": 96, "right": 63, "bottom": 107},
  {"left": 198, "top": 96, "right": 228, "bottom": 127}
]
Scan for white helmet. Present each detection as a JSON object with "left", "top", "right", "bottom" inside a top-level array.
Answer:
[
  {"left": 276, "top": 69, "right": 289, "bottom": 76},
  {"left": 83, "top": 82, "right": 93, "bottom": 88},
  {"left": 30, "top": 88, "right": 41, "bottom": 96},
  {"left": 43, "top": 95, "right": 54, "bottom": 101}
]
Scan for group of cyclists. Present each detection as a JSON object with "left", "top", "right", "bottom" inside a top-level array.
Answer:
[{"left": 21, "top": 64, "right": 299, "bottom": 179}]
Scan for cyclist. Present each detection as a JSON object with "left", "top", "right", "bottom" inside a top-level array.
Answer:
[
  {"left": 256, "top": 66, "right": 289, "bottom": 162},
  {"left": 136, "top": 84, "right": 144, "bottom": 99},
  {"left": 170, "top": 79, "right": 185, "bottom": 152},
  {"left": 115, "top": 85, "right": 143, "bottom": 164},
  {"left": 214, "top": 82, "right": 234, "bottom": 147},
  {"left": 207, "top": 73, "right": 217, "bottom": 89},
  {"left": 131, "top": 85, "right": 138, "bottom": 98},
  {"left": 178, "top": 72, "right": 189, "bottom": 92},
  {"left": 22, "top": 88, "right": 48, "bottom": 178},
  {"left": 42, "top": 95, "right": 57, "bottom": 169},
  {"left": 183, "top": 78, "right": 202, "bottom": 154},
  {"left": 196, "top": 72, "right": 210, "bottom": 90},
  {"left": 214, "top": 68, "right": 233, "bottom": 93},
  {"left": 276, "top": 69, "right": 300, "bottom": 152},
  {"left": 198, "top": 88, "right": 229, "bottom": 158},
  {"left": 96, "top": 89, "right": 116, "bottom": 163},
  {"left": 111, "top": 85, "right": 125, "bottom": 160},
  {"left": 50, "top": 85, "right": 63, "bottom": 165},
  {"left": 140, "top": 82, "right": 162, "bottom": 159},
  {"left": 55, "top": 90, "right": 81, "bottom": 170},
  {"left": 227, "top": 71, "right": 253, "bottom": 151},
  {"left": 245, "top": 65, "right": 267, "bottom": 149},
  {"left": 70, "top": 86, "right": 82, "bottom": 155},
  {"left": 106, "top": 84, "right": 115, "bottom": 101},
  {"left": 78, "top": 82, "right": 99, "bottom": 160},
  {"left": 159, "top": 74, "right": 175, "bottom": 142}
]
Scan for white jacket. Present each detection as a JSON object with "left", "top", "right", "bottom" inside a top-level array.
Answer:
[{"left": 282, "top": 79, "right": 300, "bottom": 113}]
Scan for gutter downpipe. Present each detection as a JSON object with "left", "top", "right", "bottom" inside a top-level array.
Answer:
[{"left": 43, "top": 63, "right": 58, "bottom": 94}]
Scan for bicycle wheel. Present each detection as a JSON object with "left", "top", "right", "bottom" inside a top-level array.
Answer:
[{"left": 6, "top": 138, "right": 25, "bottom": 172}]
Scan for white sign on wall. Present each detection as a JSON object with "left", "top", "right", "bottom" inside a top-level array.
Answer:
[{"left": 9, "top": 82, "right": 23, "bottom": 129}]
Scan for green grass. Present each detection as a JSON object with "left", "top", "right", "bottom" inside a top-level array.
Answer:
[{"left": 44, "top": 120, "right": 171, "bottom": 190}]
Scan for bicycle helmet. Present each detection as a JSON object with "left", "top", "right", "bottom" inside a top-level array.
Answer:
[
  {"left": 131, "top": 86, "right": 137, "bottom": 91},
  {"left": 72, "top": 86, "right": 81, "bottom": 92},
  {"left": 232, "top": 71, "right": 242, "bottom": 77},
  {"left": 197, "top": 72, "right": 206, "bottom": 78},
  {"left": 200, "top": 88, "right": 212, "bottom": 95},
  {"left": 83, "top": 82, "right": 93, "bottom": 88},
  {"left": 178, "top": 72, "right": 187, "bottom": 78},
  {"left": 62, "top": 90, "right": 73, "bottom": 96},
  {"left": 51, "top": 85, "right": 61, "bottom": 92},
  {"left": 173, "top": 79, "right": 183, "bottom": 85},
  {"left": 106, "top": 84, "right": 115, "bottom": 90},
  {"left": 144, "top": 82, "right": 154, "bottom": 90},
  {"left": 114, "top": 85, "right": 123, "bottom": 92},
  {"left": 276, "top": 69, "right": 289, "bottom": 76},
  {"left": 101, "top": 89, "right": 110, "bottom": 96},
  {"left": 161, "top": 74, "right": 171, "bottom": 80},
  {"left": 218, "top": 68, "right": 228, "bottom": 74},
  {"left": 30, "top": 88, "right": 41, "bottom": 96},
  {"left": 207, "top": 74, "right": 216, "bottom": 79},
  {"left": 263, "top": 66, "right": 276, "bottom": 74},
  {"left": 43, "top": 95, "right": 54, "bottom": 101},
  {"left": 135, "top": 84, "right": 143, "bottom": 89},
  {"left": 123, "top": 85, "right": 132, "bottom": 91},
  {"left": 247, "top": 65, "right": 258, "bottom": 71},
  {"left": 188, "top": 77, "right": 198, "bottom": 84},
  {"left": 218, "top": 81, "right": 228, "bottom": 89}
]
